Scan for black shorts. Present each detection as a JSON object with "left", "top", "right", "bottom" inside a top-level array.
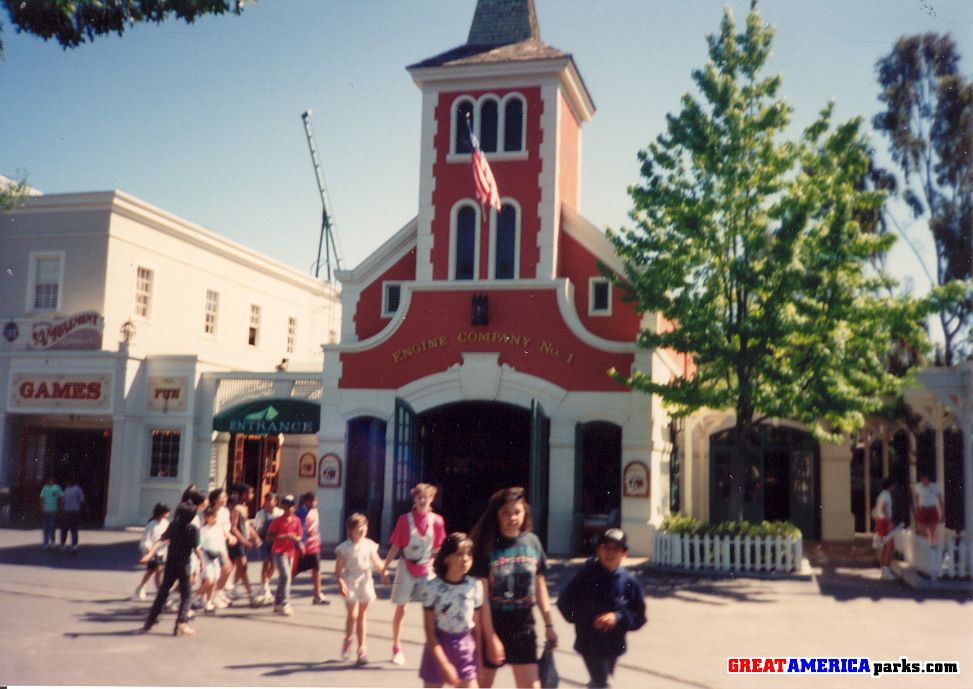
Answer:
[
  {"left": 227, "top": 542, "right": 245, "bottom": 561},
  {"left": 295, "top": 552, "right": 320, "bottom": 574},
  {"left": 484, "top": 608, "right": 538, "bottom": 668},
  {"left": 145, "top": 554, "right": 164, "bottom": 571}
]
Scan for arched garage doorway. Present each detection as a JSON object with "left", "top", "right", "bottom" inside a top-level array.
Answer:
[{"left": 392, "top": 400, "right": 551, "bottom": 538}]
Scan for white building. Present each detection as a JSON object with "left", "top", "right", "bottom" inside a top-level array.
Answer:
[{"left": 1, "top": 189, "right": 339, "bottom": 527}]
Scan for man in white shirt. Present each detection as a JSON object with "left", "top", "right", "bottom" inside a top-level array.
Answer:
[{"left": 912, "top": 473, "right": 944, "bottom": 546}]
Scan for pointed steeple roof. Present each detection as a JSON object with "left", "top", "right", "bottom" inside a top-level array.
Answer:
[
  {"left": 467, "top": 0, "right": 539, "bottom": 46},
  {"left": 408, "top": 0, "right": 567, "bottom": 69}
]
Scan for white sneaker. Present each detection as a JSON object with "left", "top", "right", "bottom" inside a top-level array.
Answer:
[
  {"left": 204, "top": 601, "right": 216, "bottom": 613},
  {"left": 134, "top": 586, "right": 147, "bottom": 601},
  {"left": 391, "top": 648, "right": 405, "bottom": 666},
  {"left": 274, "top": 604, "right": 293, "bottom": 616},
  {"left": 213, "top": 595, "right": 229, "bottom": 609}
]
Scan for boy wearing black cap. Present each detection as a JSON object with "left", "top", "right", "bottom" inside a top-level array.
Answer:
[{"left": 556, "top": 528, "right": 646, "bottom": 688}]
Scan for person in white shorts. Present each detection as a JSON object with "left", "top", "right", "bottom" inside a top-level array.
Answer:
[
  {"left": 335, "top": 513, "right": 383, "bottom": 666},
  {"left": 381, "top": 483, "right": 446, "bottom": 665}
]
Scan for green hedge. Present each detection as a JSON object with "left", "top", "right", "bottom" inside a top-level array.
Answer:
[{"left": 659, "top": 513, "right": 801, "bottom": 539}]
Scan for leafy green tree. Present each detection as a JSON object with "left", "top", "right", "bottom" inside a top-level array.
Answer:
[
  {"left": 1, "top": 0, "right": 247, "bottom": 54},
  {"left": 0, "top": 174, "right": 30, "bottom": 211},
  {"left": 608, "top": 2, "right": 933, "bottom": 521},
  {"left": 873, "top": 33, "right": 973, "bottom": 365}
]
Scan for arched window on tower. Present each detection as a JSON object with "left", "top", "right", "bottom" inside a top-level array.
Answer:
[
  {"left": 454, "top": 99, "right": 475, "bottom": 154},
  {"left": 453, "top": 204, "right": 478, "bottom": 280},
  {"left": 503, "top": 96, "right": 525, "bottom": 152},
  {"left": 493, "top": 203, "right": 518, "bottom": 279},
  {"left": 479, "top": 98, "right": 499, "bottom": 153}
]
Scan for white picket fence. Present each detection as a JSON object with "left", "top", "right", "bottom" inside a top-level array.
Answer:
[
  {"left": 893, "top": 528, "right": 972, "bottom": 579},
  {"left": 652, "top": 531, "right": 802, "bottom": 574}
]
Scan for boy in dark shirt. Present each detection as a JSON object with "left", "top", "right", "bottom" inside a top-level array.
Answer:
[
  {"left": 141, "top": 502, "right": 202, "bottom": 636},
  {"left": 556, "top": 528, "right": 646, "bottom": 688}
]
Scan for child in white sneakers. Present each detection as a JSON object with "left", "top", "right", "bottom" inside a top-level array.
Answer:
[
  {"left": 335, "top": 512, "right": 383, "bottom": 666},
  {"left": 135, "top": 503, "right": 170, "bottom": 601}
]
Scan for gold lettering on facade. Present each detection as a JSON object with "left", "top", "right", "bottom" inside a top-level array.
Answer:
[{"left": 389, "top": 331, "right": 575, "bottom": 364}]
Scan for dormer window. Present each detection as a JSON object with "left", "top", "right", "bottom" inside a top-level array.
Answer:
[{"left": 451, "top": 93, "right": 527, "bottom": 156}]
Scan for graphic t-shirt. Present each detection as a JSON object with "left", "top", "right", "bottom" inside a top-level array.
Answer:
[
  {"left": 472, "top": 531, "right": 547, "bottom": 612},
  {"left": 423, "top": 575, "right": 483, "bottom": 634},
  {"left": 39, "top": 484, "right": 64, "bottom": 512}
]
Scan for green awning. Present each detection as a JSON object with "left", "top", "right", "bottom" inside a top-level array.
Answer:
[{"left": 213, "top": 398, "right": 320, "bottom": 434}]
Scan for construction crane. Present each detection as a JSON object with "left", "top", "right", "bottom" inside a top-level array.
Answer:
[{"left": 301, "top": 110, "right": 342, "bottom": 282}]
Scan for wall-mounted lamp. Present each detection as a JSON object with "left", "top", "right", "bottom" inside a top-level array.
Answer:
[{"left": 472, "top": 294, "right": 489, "bottom": 326}]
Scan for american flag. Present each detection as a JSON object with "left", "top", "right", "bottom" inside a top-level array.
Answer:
[{"left": 467, "top": 119, "right": 501, "bottom": 213}]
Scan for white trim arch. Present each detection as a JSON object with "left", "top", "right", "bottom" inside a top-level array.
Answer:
[
  {"left": 500, "top": 92, "right": 526, "bottom": 152},
  {"left": 450, "top": 95, "right": 477, "bottom": 155},
  {"left": 449, "top": 92, "right": 528, "bottom": 156},
  {"left": 488, "top": 197, "right": 522, "bottom": 280},
  {"left": 449, "top": 199, "right": 481, "bottom": 281}
]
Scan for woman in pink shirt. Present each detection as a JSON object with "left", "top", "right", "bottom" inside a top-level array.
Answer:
[{"left": 381, "top": 483, "right": 446, "bottom": 665}]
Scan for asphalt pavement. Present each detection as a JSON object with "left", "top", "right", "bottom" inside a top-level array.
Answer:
[{"left": 0, "top": 527, "right": 970, "bottom": 688}]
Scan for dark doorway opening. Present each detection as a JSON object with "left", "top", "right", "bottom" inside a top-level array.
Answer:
[
  {"left": 15, "top": 426, "right": 111, "bottom": 527},
  {"left": 345, "top": 417, "right": 387, "bottom": 537},
  {"left": 418, "top": 402, "right": 531, "bottom": 534}
]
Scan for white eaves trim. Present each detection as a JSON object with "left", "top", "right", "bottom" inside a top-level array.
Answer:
[
  {"left": 559, "top": 204, "right": 626, "bottom": 276},
  {"left": 335, "top": 216, "right": 418, "bottom": 287},
  {"left": 14, "top": 190, "right": 337, "bottom": 298}
]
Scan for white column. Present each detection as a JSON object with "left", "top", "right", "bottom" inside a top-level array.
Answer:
[
  {"left": 819, "top": 441, "right": 855, "bottom": 540},
  {"left": 546, "top": 415, "right": 576, "bottom": 556}
]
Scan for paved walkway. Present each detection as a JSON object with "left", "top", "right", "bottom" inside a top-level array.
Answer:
[{"left": 0, "top": 528, "right": 970, "bottom": 688}]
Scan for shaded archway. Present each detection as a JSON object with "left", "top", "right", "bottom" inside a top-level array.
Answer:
[{"left": 418, "top": 402, "right": 531, "bottom": 533}]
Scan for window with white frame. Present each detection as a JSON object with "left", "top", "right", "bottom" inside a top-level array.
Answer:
[
  {"left": 382, "top": 282, "right": 402, "bottom": 317},
  {"left": 287, "top": 316, "right": 297, "bottom": 354},
  {"left": 492, "top": 202, "right": 519, "bottom": 279},
  {"left": 134, "top": 266, "right": 153, "bottom": 318},
  {"left": 149, "top": 429, "right": 181, "bottom": 478},
  {"left": 452, "top": 203, "right": 479, "bottom": 280},
  {"left": 452, "top": 93, "right": 527, "bottom": 155},
  {"left": 589, "top": 277, "right": 612, "bottom": 316},
  {"left": 28, "top": 252, "right": 64, "bottom": 311},
  {"left": 204, "top": 289, "right": 219, "bottom": 335},
  {"left": 454, "top": 98, "right": 475, "bottom": 154},
  {"left": 248, "top": 304, "right": 261, "bottom": 346}
]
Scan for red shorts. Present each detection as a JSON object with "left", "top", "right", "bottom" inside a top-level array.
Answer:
[
  {"left": 916, "top": 506, "right": 939, "bottom": 528},
  {"left": 875, "top": 518, "right": 892, "bottom": 538}
]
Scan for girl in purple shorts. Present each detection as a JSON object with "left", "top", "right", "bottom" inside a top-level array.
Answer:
[{"left": 420, "top": 532, "right": 484, "bottom": 688}]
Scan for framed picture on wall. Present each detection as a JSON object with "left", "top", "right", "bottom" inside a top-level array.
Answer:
[
  {"left": 298, "top": 452, "right": 317, "bottom": 478},
  {"left": 623, "top": 461, "right": 650, "bottom": 497},
  {"left": 318, "top": 453, "right": 342, "bottom": 488}
]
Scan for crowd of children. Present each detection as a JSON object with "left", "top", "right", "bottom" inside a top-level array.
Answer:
[{"left": 132, "top": 482, "right": 647, "bottom": 688}]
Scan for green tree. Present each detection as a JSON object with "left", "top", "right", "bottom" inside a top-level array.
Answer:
[
  {"left": 0, "top": 174, "right": 30, "bottom": 211},
  {"left": 1, "top": 0, "right": 247, "bottom": 54},
  {"left": 608, "top": 2, "right": 932, "bottom": 521},
  {"left": 873, "top": 33, "right": 973, "bottom": 365}
]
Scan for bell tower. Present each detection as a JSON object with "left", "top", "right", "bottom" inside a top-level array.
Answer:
[{"left": 407, "top": 0, "right": 595, "bottom": 283}]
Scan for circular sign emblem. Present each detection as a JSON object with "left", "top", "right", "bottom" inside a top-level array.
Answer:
[{"left": 3, "top": 321, "right": 18, "bottom": 343}]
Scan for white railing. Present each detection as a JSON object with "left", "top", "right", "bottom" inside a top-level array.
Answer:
[
  {"left": 651, "top": 531, "right": 802, "bottom": 574},
  {"left": 893, "top": 528, "right": 971, "bottom": 579}
]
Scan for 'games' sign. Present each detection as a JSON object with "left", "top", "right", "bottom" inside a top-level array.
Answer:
[{"left": 9, "top": 373, "right": 112, "bottom": 411}]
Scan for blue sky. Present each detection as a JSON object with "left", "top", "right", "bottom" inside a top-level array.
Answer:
[{"left": 2, "top": 0, "right": 971, "bottom": 295}]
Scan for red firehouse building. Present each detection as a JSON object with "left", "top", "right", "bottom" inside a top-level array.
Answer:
[{"left": 318, "top": 0, "right": 680, "bottom": 555}]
